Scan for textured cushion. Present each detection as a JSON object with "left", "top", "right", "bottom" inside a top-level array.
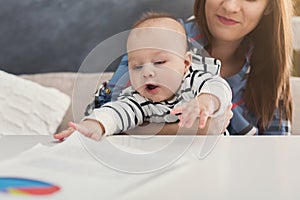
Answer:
[
  {"left": 0, "top": 70, "right": 70, "bottom": 135},
  {"left": 20, "top": 72, "right": 77, "bottom": 133},
  {"left": 20, "top": 72, "right": 113, "bottom": 133}
]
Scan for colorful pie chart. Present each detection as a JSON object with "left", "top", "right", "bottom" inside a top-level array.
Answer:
[{"left": 0, "top": 177, "right": 60, "bottom": 196}]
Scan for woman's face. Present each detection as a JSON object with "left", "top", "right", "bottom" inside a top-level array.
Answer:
[{"left": 205, "top": 0, "right": 270, "bottom": 43}]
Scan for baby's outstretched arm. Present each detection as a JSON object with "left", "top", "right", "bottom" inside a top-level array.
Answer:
[
  {"left": 170, "top": 93, "right": 220, "bottom": 129},
  {"left": 53, "top": 120, "right": 104, "bottom": 141}
]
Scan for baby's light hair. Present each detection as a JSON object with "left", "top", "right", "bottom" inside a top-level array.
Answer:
[
  {"left": 130, "top": 11, "right": 189, "bottom": 52},
  {"left": 132, "top": 11, "right": 178, "bottom": 29}
]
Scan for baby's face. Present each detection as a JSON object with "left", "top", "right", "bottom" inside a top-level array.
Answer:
[
  {"left": 128, "top": 49, "right": 189, "bottom": 102},
  {"left": 127, "top": 17, "right": 191, "bottom": 102}
]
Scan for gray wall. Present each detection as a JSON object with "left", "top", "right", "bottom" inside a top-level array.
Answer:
[{"left": 0, "top": 0, "right": 194, "bottom": 74}]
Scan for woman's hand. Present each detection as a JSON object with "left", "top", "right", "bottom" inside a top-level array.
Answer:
[{"left": 53, "top": 120, "right": 104, "bottom": 141}]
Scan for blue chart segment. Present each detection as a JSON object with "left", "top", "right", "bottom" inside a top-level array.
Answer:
[{"left": 0, "top": 177, "right": 60, "bottom": 196}]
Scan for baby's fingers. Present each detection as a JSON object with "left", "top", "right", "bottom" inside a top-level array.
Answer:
[
  {"left": 181, "top": 112, "right": 198, "bottom": 128},
  {"left": 179, "top": 106, "right": 199, "bottom": 128},
  {"left": 198, "top": 110, "right": 210, "bottom": 128},
  {"left": 170, "top": 107, "right": 183, "bottom": 115},
  {"left": 53, "top": 126, "right": 75, "bottom": 140}
]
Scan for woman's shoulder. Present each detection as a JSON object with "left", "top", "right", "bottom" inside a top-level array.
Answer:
[
  {"left": 181, "top": 16, "right": 208, "bottom": 51},
  {"left": 182, "top": 16, "right": 198, "bottom": 37}
]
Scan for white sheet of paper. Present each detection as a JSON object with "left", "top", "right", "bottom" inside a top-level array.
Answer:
[{"left": 0, "top": 132, "right": 196, "bottom": 200}]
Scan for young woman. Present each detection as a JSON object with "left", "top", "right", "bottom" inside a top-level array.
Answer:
[{"left": 192, "top": 0, "right": 293, "bottom": 135}]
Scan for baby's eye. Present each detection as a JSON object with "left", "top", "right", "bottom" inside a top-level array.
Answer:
[
  {"left": 132, "top": 65, "right": 143, "bottom": 70},
  {"left": 154, "top": 60, "right": 166, "bottom": 65}
]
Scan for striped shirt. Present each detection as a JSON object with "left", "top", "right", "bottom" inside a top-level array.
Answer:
[{"left": 86, "top": 60, "right": 232, "bottom": 136}]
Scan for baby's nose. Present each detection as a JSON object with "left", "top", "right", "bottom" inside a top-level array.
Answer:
[{"left": 142, "top": 64, "right": 155, "bottom": 78}]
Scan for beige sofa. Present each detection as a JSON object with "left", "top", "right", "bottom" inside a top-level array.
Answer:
[{"left": 20, "top": 73, "right": 300, "bottom": 135}]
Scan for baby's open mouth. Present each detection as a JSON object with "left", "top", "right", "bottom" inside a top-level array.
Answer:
[{"left": 146, "top": 84, "right": 158, "bottom": 90}]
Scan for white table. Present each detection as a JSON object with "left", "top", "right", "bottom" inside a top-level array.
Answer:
[
  {"left": 0, "top": 135, "right": 300, "bottom": 200},
  {"left": 0, "top": 135, "right": 57, "bottom": 160}
]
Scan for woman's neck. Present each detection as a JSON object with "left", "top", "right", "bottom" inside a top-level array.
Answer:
[{"left": 208, "top": 39, "right": 245, "bottom": 78}]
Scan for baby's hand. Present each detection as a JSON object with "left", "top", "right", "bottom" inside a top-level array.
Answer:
[
  {"left": 53, "top": 120, "right": 104, "bottom": 141},
  {"left": 170, "top": 94, "right": 219, "bottom": 129},
  {"left": 53, "top": 122, "right": 76, "bottom": 140}
]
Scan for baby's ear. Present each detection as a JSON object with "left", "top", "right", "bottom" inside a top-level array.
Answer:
[{"left": 184, "top": 52, "right": 192, "bottom": 73}]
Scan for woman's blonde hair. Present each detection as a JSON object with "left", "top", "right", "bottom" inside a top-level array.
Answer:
[{"left": 194, "top": 0, "right": 294, "bottom": 129}]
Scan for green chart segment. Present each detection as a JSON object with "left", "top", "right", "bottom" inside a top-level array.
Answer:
[{"left": 0, "top": 177, "right": 60, "bottom": 196}]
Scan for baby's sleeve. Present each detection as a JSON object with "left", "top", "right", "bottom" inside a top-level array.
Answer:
[
  {"left": 199, "top": 75, "right": 232, "bottom": 117},
  {"left": 83, "top": 89, "right": 145, "bottom": 135}
]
